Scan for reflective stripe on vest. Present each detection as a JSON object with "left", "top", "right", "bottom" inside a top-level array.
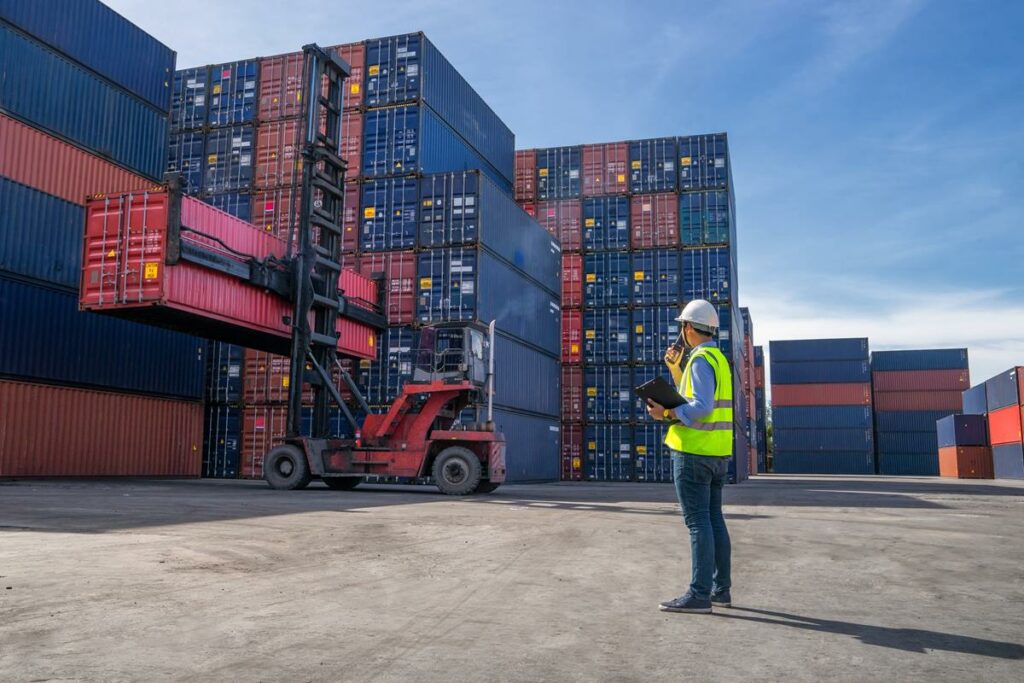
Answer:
[{"left": 664, "top": 345, "right": 734, "bottom": 456}]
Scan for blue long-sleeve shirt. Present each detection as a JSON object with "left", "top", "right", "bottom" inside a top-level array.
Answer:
[{"left": 673, "top": 341, "right": 718, "bottom": 426}]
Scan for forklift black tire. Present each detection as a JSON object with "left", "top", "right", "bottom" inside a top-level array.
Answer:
[
  {"left": 473, "top": 480, "right": 501, "bottom": 494},
  {"left": 264, "top": 445, "right": 312, "bottom": 490},
  {"left": 432, "top": 447, "right": 483, "bottom": 496},
  {"left": 323, "top": 477, "right": 362, "bottom": 491}
]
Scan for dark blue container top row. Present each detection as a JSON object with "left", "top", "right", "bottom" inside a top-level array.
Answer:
[
  {"left": 0, "top": 0, "right": 176, "bottom": 112},
  {"left": 170, "top": 61, "right": 260, "bottom": 131},
  {"left": 985, "top": 367, "right": 1021, "bottom": 412},
  {"left": 870, "top": 348, "right": 969, "bottom": 371},
  {"left": 769, "top": 338, "right": 870, "bottom": 363}
]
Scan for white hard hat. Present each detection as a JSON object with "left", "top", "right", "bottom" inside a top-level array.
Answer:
[{"left": 676, "top": 299, "right": 719, "bottom": 334}]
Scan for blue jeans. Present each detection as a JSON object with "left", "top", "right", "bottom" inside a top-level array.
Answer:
[{"left": 672, "top": 451, "right": 731, "bottom": 600}]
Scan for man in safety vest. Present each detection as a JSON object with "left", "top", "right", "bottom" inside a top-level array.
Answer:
[{"left": 646, "top": 299, "right": 733, "bottom": 614}]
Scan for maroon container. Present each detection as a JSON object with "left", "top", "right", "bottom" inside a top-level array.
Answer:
[
  {"left": 872, "top": 369, "right": 970, "bottom": 392},
  {"left": 515, "top": 149, "right": 536, "bottom": 203},
  {"left": 561, "top": 423, "right": 584, "bottom": 481},
  {"left": 582, "top": 142, "right": 628, "bottom": 196},
  {"left": 0, "top": 380, "right": 202, "bottom": 477},
  {"left": 562, "top": 366, "right": 583, "bottom": 422},
  {"left": 252, "top": 182, "right": 359, "bottom": 252},
  {"left": 254, "top": 118, "right": 302, "bottom": 189},
  {"left": 241, "top": 404, "right": 288, "bottom": 479},
  {"left": 939, "top": 446, "right": 993, "bottom": 479},
  {"left": 562, "top": 309, "right": 582, "bottom": 364},
  {"left": 630, "top": 193, "right": 678, "bottom": 248},
  {"left": 562, "top": 254, "right": 582, "bottom": 308},
  {"left": 771, "top": 382, "right": 873, "bottom": 407},
  {"left": 351, "top": 251, "right": 417, "bottom": 325},
  {"left": 258, "top": 52, "right": 304, "bottom": 122},
  {"left": 341, "top": 109, "right": 363, "bottom": 179},
  {"left": 335, "top": 43, "right": 366, "bottom": 110},
  {"left": 537, "top": 199, "right": 582, "bottom": 251},
  {"left": 872, "top": 390, "right": 963, "bottom": 412}
]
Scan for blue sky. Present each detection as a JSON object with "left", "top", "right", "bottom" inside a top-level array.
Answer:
[{"left": 108, "top": 0, "right": 1024, "bottom": 384}]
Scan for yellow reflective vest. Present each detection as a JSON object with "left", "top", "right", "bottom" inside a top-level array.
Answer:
[{"left": 664, "top": 345, "right": 734, "bottom": 456}]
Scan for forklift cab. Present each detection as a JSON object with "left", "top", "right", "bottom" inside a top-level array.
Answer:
[{"left": 412, "top": 322, "right": 491, "bottom": 387}]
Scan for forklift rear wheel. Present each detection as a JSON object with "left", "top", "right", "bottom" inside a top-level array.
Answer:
[
  {"left": 323, "top": 477, "right": 362, "bottom": 491},
  {"left": 433, "top": 447, "right": 482, "bottom": 496},
  {"left": 473, "top": 480, "right": 501, "bottom": 494},
  {"left": 264, "top": 445, "right": 312, "bottom": 490}
]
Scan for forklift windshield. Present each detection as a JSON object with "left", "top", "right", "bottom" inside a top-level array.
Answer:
[{"left": 411, "top": 325, "right": 489, "bottom": 386}]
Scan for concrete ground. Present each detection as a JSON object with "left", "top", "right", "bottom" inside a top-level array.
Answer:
[{"left": 1, "top": 476, "right": 1022, "bottom": 682}]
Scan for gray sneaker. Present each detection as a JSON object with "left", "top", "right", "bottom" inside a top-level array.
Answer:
[
  {"left": 659, "top": 592, "right": 712, "bottom": 614},
  {"left": 711, "top": 589, "right": 732, "bottom": 607}
]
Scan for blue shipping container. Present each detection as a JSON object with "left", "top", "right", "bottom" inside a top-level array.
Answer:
[
  {"left": 772, "top": 406, "right": 874, "bottom": 430},
  {"left": 582, "top": 196, "right": 630, "bottom": 251},
  {"left": 873, "top": 410, "right": 953, "bottom": 433},
  {"left": 870, "top": 348, "right": 969, "bottom": 371},
  {"left": 876, "top": 431, "right": 938, "bottom": 455},
  {"left": 203, "top": 403, "right": 240, "bottom": 478},
  {"left": 680, "top": 190, "right": 732, "bottom": 246},
  {"left": 962, "top": 384, "right": 987, "bottom": 415},
  {"left": 682, "top": 247, "right": 732, "bottom": 303},
  {"left": 492, "top": 331, "right": 560, "bottom": 417},
  {"left": 769, "top": 338, "right": 869, "bottom": 363},
  {"left": 208, "top": 60, "right": 258, "bottom": 127},
  {"left": 773, "top": 451, "right": 875, "bottom": 475},
  {"left": 204, "top": 192, "right": 252, "bottom": 222},
  {"left": 985, "top": 367, "right": 1021, "bottom": 411},
  {"left": 629, "top": 138, "right": 677, "bottom": 193},
  {"left": 936, "top": 414, "right": 987, "bottom": 448},
  {"left": 992, "top": 443, "right": 1024, "bottom": 480},
  {"left": 754, "top": 346, "right": 764, "bottom": 367},
  {"left": 583, "top": 252, "right": 631, "bottom": 307},
  {"left": 584, "top": 365, "right": 632, "bottom": 423},
  {"left": 678, "top": 133, "right": 730, "bottom": 191},
  {"left": 363, "top": 326, "right": 415, "bottom": 405},
  {"left": 203, "top": 125, "right": 253, "bottom": 193},
  {"left": 0, "top": 276, "right": 204, "bottom": 399},
  {"left": 416, "top": 248, "right": 560, "bottom": 355},
  {"left": 632, "top": 306, "right": 681, "bottom": 364},
  {"left": 0, "top": 0, "right": 175, "bottom": 112},
  {"left": 492, "top": 407, "right": 559, "bottom": 483},
  {"left": 167, "top": 131, "right": 206, "bottom": 194},
  {"left": 634, "top": 423, "right": 672, "bottom": 483},
  {"left": 361, "top": 105, "right": 511, "bottom": 193},
  {"left": 877, "top": 453, "right": 939, "bottom": 477},
  {"left": 582, "top": 309, "right": 630, "bottom": 365},
  {"left": 536, "top": 146, "right": 581, "bottom": 200},
  {"left": 773, "top": 428, "right": 873, "bottom": 453},
  {"left": 0, "top": 23, "right": 169, "bottom": 180},
  {"left": 632, "top": 364, "right": 662, "bottom": 422},
  {"left": 206, "top": 341, "right": 243, "bottom": 404},
  {"left": 363, "top": 33, "right": 514, "bottom": 185},
  {"left": 632, "top": 249, "right": 681, "bottom": 306},
  {"left": 770, "top": 359, "right": 871, "bottom": 385},
  {"left": 170, "top": 67, "right": 208, "bottom": 131},
  {"left": 418, "top": 171, "right": 560, "bottom": 295},
  {"left": 0, "top": 177, "right": 82, "bottom": 290},
  {"left": 360, "top": 177, "right": 419, "bottom": 251},
  {"left": 585, "top": 423, "right": 633, "bottom": 482}
]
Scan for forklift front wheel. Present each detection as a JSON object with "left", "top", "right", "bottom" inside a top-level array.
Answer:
[
  {"left": 433, "top": 446, "right": 483, "bottom": 496},
  {"left": 264, "top": 445, "right": 312, "bottom": 490}
]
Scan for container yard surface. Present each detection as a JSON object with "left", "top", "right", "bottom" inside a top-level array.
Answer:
[{"left": 1, "top": 477, "right": 1022, "bottom": 682}]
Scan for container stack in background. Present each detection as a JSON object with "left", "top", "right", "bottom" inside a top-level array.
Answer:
[
  {"left": 753, "top": 346, "right": 768, "bottom": 473},
  {"left": 936, "top": 414, "right": 990, "bottom": 479},
  {"left": 871, "top": 349, "right": 969, "bottom": 476},
  {"left": 770, "top": 339, "right": 875, "bottom": 475},
  {"left": 0, "top": 2, "right": 207, "bottom": 477},
  {"left": 740, "top": 307, "right": 759, "bottom": 474},
  {"left": 515, "top": 135, "right": 748, "bottom": 483},
  {"left": 203, "top": 343, "right": 243, "bottom": 478},
  {"left": 984, "top": 367, "right": 1024, "bottom": 479}
]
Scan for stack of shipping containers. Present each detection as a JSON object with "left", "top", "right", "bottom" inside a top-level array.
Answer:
[
  {"left": 871, "top": 349, "right": 969, "bottom": 476},
  {"left": 984, "top": 367, "right": 1024, "bottom": 479},
  {"left": 770, "top": 339, "right": 875, "bottom": 474},
  {"left": 0, "top": 2, "right": 207, "bottom": 476},
  {"left": 515, "top": 134, "right": 748, "bottom": 483},
  {"left": 740, "top": 308, "right": 758, "bottom": 474},
  {"left": 936, "top": 414, "right": 990, "bottom": 478},
  {"left": 753, "top": 346, "right": 768, "bottom": 473}
]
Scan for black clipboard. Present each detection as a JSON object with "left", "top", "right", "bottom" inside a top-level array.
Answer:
[{"left": 635, "top": 376, "right": 686, "bottom": 409}]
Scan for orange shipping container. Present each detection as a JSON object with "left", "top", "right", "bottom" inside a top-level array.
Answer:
[
  {"left": 988, "top": 405, "right": 1024, "bottom": 446},
  {"left": 938, "top": 446, "right": 993, "bottom": 479}
]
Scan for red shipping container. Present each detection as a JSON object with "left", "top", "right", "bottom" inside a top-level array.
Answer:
[
  {"left": 251, "top": 184, "right": 301, "bottom": 236},
  {"left": 630, "top": 193, "right": 678, "bottom": 248},
  {"left": 871, "top": 390, "right": 963, "bottom": 412},
  {"left": 0, "top": 380, "right": 202, "bottom": 477},
  {"left": 988, "top": 405, "right": 1024, "bottom": 446},
  {"left": 80, "top": 190, "right": 377, "bottom": 359},
  {"left": 352, "top": 251, "right": 417, "bottom": 325},
  {"left": 562, "top": 253, "right": 582, "bottom": 308},
  {"left": 258, "top": 53, "right": 304, "bottom": 122},
  {"left": 536, "top": 199, "right": 582, "bottom": 251},
  {"left": 341, "top": 109, "right": 363, "bottom": 179},
  {"left": 582, "top": 142, "right": 628, "bottom": 196},
  {"left": 521, "top": 203, "right": 536, "bottom": 218},
  {"left": 0, "top": 113, "right": 154, "bottom": 204},
  {"left": 561, "top": 423, "right": 584, "bottom": 481},
  {"left": 938, "top": 446, "right": 993, "bottom": 479},
  {"left": 562, "top": 366, "right": 583, "bottom": 422},
  {"left": 254, "top": 119, "right": 302, "bottom": 189},
  {"left": 771, "top": 383, "right": 873, "bottom": 407},
  {"left": 335, "top": 42, "right": 366, "bottom": 110},
  {"left": 240, "top": 404, "right": 289, "bottom": 479},
  {"left": 244, "top": 350, "right": 298, "bottom": 404},
  {"left": 562, "top": 310, "right": 582, "bottom": 365},
  {"left": 755, "top": 366, "right": 765, "bottom": 389},
  {"left": 871, "top": 369, "right": 970, "bottom": 392},
  {"left": 515, "top": 149, "right": 536, "bottom": 203}
]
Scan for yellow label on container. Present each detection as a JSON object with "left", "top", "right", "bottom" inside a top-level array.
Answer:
[
  {"left": 634, "top": 271, "right": 645, "bottom": 280},
  {"left": 680, "top": 156, "right": 692, "bottom": 166},
  {"left": 585, "top": 273, "right": 596, "bottom": 283},
  {"left": 282, "top": 376, "right": 290, "bottom": 388},
  {"left": 585, "top": 330, "right": 595, "bottom": 339},
  {"left": 212, "top": 84, "right": 221, "bottom": 94},
  {"left": 350, "top": 83, "right": 360, "bottom": 94},
  {"left": 635, "top": 325, "right": 644, "bottom": 333},
  {"left": 364, "top": 207, "right": 376, "bottom": 218},
  {"left": 143, "top": 263, "right": 159, "bottom": 280},
  {"left": 617, "top": 173, "right": 626, "bottom": 183},
  {"left": 570, "top": 344, "right": 579, "bottom": 353},
  {"left": 422, "top": 199, "right": 433, "bottom": 207},
  {"left": 207, "top": 154, "right": 218, "bottom": 164},
  {"left": 368, "top": 336, "right": 374, "bottom": 346},
  {"left": 368, "top": 65, "right": 380, "bottom": 76},
  {"left": 572, "top": 457, "right": 581, "bottom": 468},
  {"left": 107, "top": 249, "right": 116, "bottom": 258},
  {"left": 538, "top": 168, "right": 549, "bottom": 177},
  {"left": 587, "top": 387, "right": 597, "bottom": 397},
  {"left": 584, "top": 218, "right": 595, "bottom": 227},
  {"left": 420, "top": 277, "right": 432, "bottom": 289},
  {"left": 631, "top": 160, "right": 641, "bottom": 170},
  {"left": 637, "top": 446, "right": 648, "bottom": 455},
  {"left": 588, "top": 441, "right": 597, "bottom": 450}
]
